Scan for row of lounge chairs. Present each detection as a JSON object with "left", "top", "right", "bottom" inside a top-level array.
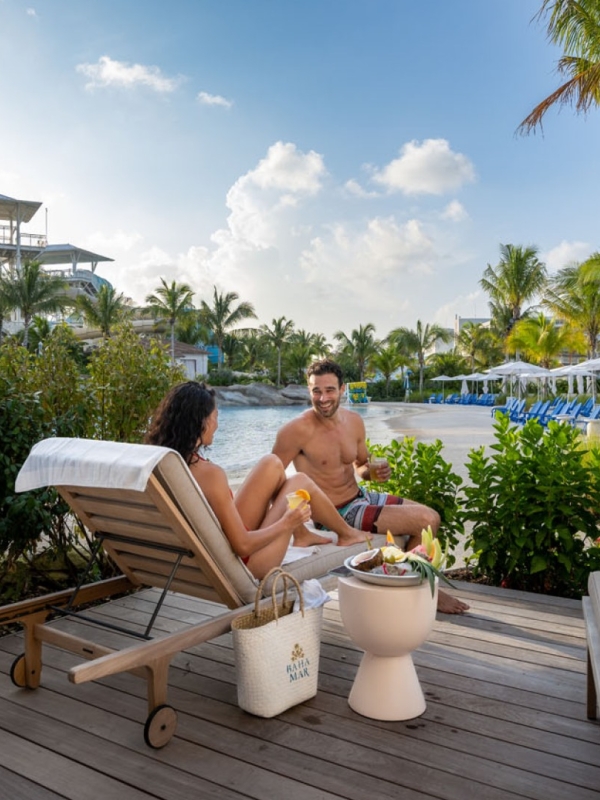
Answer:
[
  {"left": 428, "top": 392, "right": 498, "bottom": 406},
  {"left": 492, "top": 396, "right": 600, "bottom": 429}
]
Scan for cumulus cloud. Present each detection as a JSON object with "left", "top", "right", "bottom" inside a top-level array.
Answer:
[
  {"left": 26, "top": 8, "right": 37, "bottom": 17},
  {"left": 373, "top": 138, "right": 476, "bottom": 195},
  {"left": 197, "top": 91, "right": 233, "bottom": 108},
  {"left": 542, "top": 240, "right": 592, "bottom": 273},
  {"left": 222, "top": 141, "right": 326, "bottom": 247},
  {"left": 343, "top": 179, "right": 378, "bottom": 199},
  {"left": 76, "top": 56, "right": 181, "bottom": 93},
  {"left": 440, "top": 200, "right": 468, "bottom": 222}
]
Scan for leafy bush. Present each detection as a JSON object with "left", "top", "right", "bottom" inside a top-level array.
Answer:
[
  {"left": 463, "top": 414, "right": 600, "bottom": 597},
  {"left": 86, "top": 324, "right": 185, "bottom": 442},
  {"left": 365, "top": 437, "right": 464, "bottom": 566}
]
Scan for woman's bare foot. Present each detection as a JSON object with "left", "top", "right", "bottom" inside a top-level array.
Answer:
[
  {"left": 437, "top": 589, "right": 469, "bottom": 614},
  {"left": 293, "top": 525, "right": 334, "bottom": 547}
]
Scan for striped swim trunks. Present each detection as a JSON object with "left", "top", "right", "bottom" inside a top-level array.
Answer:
[{"left": 335, "top": 486, "right": 403, "bottom": 533}]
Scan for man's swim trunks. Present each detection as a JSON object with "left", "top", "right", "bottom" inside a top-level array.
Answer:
[{"left": 335, "top": 486, "right": 403, "bottom": 532}]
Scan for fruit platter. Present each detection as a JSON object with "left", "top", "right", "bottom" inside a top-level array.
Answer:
[{"left": 344, "top": 528, "right": 451, "bottom": 595}]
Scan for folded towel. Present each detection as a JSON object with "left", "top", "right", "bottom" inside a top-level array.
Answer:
[{"left": 15, "top": 437, "right": 173, "bottom": 493}]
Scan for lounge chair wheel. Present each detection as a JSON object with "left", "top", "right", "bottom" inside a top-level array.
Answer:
[
  {"left": 144, "top": 704, "right": 177, "bottom": 748},
  {"left": 10, "top": 653, "right": 28, "bottom": 688}
]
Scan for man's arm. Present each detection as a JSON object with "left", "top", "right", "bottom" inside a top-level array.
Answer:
[
  {"left": 272, "top": 421, "right": 302, "bottom": 469},
  {"left": 353, "top": 416, "right": 371, "bottom": 481}
]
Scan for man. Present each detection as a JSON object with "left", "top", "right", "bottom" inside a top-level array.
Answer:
[{"left": 272, "top": 358, "right": 469, "bottom": 614}]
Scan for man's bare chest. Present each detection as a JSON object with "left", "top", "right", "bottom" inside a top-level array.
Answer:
[{"left": 302, "top": 425, "right": 358, "bottom": 468}]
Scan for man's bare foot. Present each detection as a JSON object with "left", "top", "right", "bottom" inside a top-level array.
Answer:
[
  {"left": 337, "top": 530, "right": 372, "bottom": 548},
  {"left": 437, "top": 589, "right": 469, "bottom": 614},
  {"left": 293, "top": 525, "right": 334, "bottom": 547}
]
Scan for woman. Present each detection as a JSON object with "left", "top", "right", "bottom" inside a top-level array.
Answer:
[{"left": 145, "top": 382, "right": 367, "bottom": 578}]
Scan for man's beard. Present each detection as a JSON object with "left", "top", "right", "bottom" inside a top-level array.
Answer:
[{"left": 312, "top": 395, "right": 341, "bottom": 418}]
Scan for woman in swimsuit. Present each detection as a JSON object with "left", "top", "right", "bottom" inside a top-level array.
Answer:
[{"left": 145, "top": 381, "right": 366, "bottom": 578}]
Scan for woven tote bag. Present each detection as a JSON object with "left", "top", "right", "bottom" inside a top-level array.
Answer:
[{"left": 231, "top": 567, "right": 323, "bottom": 717}]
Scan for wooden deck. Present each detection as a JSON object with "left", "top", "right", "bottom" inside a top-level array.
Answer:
[{"left": 0, "top": 579, "right": 598, "bottom": 799}]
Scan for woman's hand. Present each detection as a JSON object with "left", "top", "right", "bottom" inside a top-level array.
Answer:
[{"left": 283, "top": 501, "right": 311, "bottom": 529}]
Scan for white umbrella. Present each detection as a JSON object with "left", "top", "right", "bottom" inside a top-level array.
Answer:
[{"left": 487, "top": 361, "right": 550, "bottom": 399}]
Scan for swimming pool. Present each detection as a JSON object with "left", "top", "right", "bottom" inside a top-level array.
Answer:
[{"left": 206, "top": 403, "right": 403, "bottom": 474}]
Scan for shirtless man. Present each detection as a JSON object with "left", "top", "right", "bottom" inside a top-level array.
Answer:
[{"left": 272, "top": 358, "right": 469, "bottom": 615}]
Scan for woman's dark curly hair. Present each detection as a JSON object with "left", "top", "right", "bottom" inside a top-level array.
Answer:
[{"left": 145, "top": 381, "right": 216, "bottom": 464}]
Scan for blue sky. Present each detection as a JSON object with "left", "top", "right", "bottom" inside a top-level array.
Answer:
[{"left": 2, "top": 0, "right": 600, "bottom": 341}]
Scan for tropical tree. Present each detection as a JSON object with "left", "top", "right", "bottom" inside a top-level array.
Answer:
[
  {"left": 370, "top": 344, "right": 408, "bottom": 396},
  {"left": 507, "top": 312, "right": 584, "bottom": 368},
  {"left": 518, "top": 0, "right": 600, "bottom": 135},
  {"left": 260, "top": 316, "right": 295, "bottom": 387},
  {"left": 334, "top": 323, "right": 378, "bottom": 381},
  {"left": 543, "top": 258, "right": 600, "bottom": 358},
  {"left": 145, "top": 278, "right": 195, "bottom": 363},
  {"left": 200, "top": 287, "right": 257, "bottom": 369},
  {"left": 480, "top": 244, "right": 547, "bottom": 348},
  {"left": 3, "top": 261, "right": 70, "bottom": 348},
  {"left": 457, "top": 322, "right": 500, "bottom": 370},
  {"left": 76, "top": 283, "right": 132, "bottom": 339},
  {"left": 287, "top": 329, "right": 330, "bottom": 383},
  {"left": 0, "top": 271, "right": 14, "bottom": 345},
  {"left": 174, "top": 309, "right": 210, "bottom": 348},
  {"left": 388, "top": 320, "right": 452, "bottom": 393}
]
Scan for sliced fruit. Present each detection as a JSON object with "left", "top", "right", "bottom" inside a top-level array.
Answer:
[
  {"left": 295, "top": 489, "right": 311, "bottom": 502},
  {"left": 386, "top": 530, "right": 395, "bottom": 545}
]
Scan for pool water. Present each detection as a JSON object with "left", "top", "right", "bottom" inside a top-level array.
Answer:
[{"left": 205, "top": 403, "right": 402, "bottom": 474}]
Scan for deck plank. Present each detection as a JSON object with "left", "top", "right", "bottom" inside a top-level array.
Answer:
[{"left": 0, "top": 580, "right": 598, "bottom": 799}]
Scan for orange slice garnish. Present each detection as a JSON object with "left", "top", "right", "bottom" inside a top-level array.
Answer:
[
  {"left": 386, "top": 530, "right": 395, "bottom": 544},
  {"left": 295, "top": 489, "right": 311, "bottom": 502}
]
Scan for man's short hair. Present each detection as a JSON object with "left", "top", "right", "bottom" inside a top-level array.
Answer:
[{"left": 306, "top": 358, "right": 344, "bottom": 388}]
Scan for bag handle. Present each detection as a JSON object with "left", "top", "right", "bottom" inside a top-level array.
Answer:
[{"left": 253, "top": 566, "right": 305, "bottom": 620}]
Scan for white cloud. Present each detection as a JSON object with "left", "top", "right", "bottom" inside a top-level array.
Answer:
[
  {"left": 26, "top": 8, "right": 37, "bottom": 17},
  {"left": 343, "top": 179, "right": 378, "bottom": 199},
  {"left": 542, "top": 240, "right": 592, "bottom": 273},
  {"left": 441, "top": 200, "right": 468, "bottom": 222},
  {"left": 222, "top": 141, "right": 326, "bottom": 247},
  {"left": 197, "top": 91, "right": 233, "bottom": 108},
  {"left": 76, "top": 56, "right": 181, "bottom": 93},
  {"left": 373, "top": 138, "right": 476, "bottom": 195}
]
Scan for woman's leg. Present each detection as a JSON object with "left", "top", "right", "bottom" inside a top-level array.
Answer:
[
  {"left": 234, "top": 454, "right": 287, "bottom": 530},
  {"left": 268, "top": 473, "right": 368, "bottom": 547}
]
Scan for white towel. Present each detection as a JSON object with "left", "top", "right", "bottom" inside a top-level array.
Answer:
[{"left": 15, "top": 437, "right": 173, "bottom": 493}]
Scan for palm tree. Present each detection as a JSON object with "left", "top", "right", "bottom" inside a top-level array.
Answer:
[
  {"left": 457, "top": 322, "right": 499, "bottom": 370},
  {"left": 3, "top": 261, "right": 70, "bottom": 348},
  {"left": 0, "top": 271, "right": 14, "bottom": 345},
  {"left": 480, "top": 244, "right": 547, "bottom": 348},
  {"left": 370, "top": 344, "right": 407, "bottom": 397},
  {"left": 507, "top": 312, "right": 584, "bottom": 368},
  {"left": 174, "top": 308, "right": 211, "bottom": 348},
  {"left": 200, "top": 287, "right": 257, "bottom": 369},
  {"left": 287, "top": 329, "right": 330, "bottom": 382},
  {"left": 334, "top": 323, "right": 378, "bottom": 381},
  {"left": 543, "top": 259, "right": 600, "bottom": 358},
  {"left": 518, "top": 0, "right": 600, "bottom": 135},
  {"left": 145, "top": 278, "right": 195, "bottom": 363},
  {"left": 388, "top": 320, "right": 451, "bottom": 393},
  {"left": 260, "top": 316, "right": 295, "bottom": 387},
  {"left": 76, "top": 284, "right": 132, "bottom": 339}
]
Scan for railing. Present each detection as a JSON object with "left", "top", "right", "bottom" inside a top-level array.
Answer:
[{"left": 0, "top": 225, "right": 46, "bottom": 248}]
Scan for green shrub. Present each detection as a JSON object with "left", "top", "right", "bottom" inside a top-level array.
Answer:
[
  {"left": 365, "top": 437, "right": 464, "bottom": 565},
  {"left": 463, "top": 413, "right": 600, "bottom": 597}
]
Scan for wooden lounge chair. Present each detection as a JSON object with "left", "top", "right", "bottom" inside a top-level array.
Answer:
[{"left": 1, "top": 437, "right": 383, "bottom": 747}]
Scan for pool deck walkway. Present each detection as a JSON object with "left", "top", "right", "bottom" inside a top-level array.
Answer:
[{"left": 0, "top": 578, "right": 598, "bottom": 799}]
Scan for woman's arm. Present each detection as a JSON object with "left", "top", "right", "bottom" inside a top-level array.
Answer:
[{"left": 190, "top": 461, "right": 308, "bottom": 559}]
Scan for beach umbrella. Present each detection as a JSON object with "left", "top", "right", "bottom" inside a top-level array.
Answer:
[
  {"left": 430, "top": 374, "right": 453, "bottom": 400},
  {"left": 487, "top": 361, "right": 550, "bottom": 399}
]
